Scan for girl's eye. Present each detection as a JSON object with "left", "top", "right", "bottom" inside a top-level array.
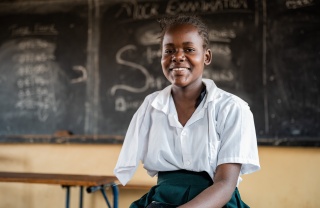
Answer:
[
  {"left": 164, "top": 49, "right": 174, "bottom": 54},
  {"left": 185, "top": 48, "right": 195, "bottom": 53}
]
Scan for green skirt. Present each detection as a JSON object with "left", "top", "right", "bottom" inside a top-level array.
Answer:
[{"left": 130, "top": 170, "right": 249, "bottom": 208}]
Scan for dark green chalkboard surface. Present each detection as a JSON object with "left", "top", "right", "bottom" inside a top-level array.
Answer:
[
  {"left": 0, "top": 0, "right": 319, "bottom": 146},
  {"left": 0, "top": 2, "right": 88, "bottom": 137}
]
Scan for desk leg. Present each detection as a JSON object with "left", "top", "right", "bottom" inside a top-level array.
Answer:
[
  {"left": 63, "top": 186, "right": 70, "bottom": 208},
  {"left": 100, "top": 188, "right": 112, "bottom": 208},
  {"left": 79, "top": 186, "right": 83, "bottom": 208},
  {"left": 87, "top": 184, "right": 118, "bottom": 208},
  {"left": 112, "top": 184, "right": 119, "bottom": 208}
]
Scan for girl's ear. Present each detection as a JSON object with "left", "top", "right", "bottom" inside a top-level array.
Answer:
[{"left": 204, "top": 48, "right": 212, "bottom": 65}]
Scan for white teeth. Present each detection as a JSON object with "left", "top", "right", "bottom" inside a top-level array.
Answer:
[{"left": 173, "top": 68, "right": 187, "bottom": 71}]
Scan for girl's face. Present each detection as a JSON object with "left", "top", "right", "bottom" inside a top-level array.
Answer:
[{"left": 161, "top": 24, "right": 211, "bottom": 88}]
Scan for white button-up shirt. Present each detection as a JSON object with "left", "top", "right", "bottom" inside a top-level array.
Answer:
[{"left": 114, "top": 79, "right": 260, "bottom": 186}]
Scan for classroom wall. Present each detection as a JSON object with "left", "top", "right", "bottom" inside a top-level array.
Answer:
[{"left": 0, "top": 145, "right": 319, "bottom": 208}]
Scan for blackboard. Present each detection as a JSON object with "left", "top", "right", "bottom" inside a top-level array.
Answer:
[
  {"left": 0, "top": 0, "right": 319, "bottom": 146},
  {"left": 0, "top": 2, "right": 88, "bottom": 137},
  {"left": 264, "top": 0, "right": 320, "bottom": 145}
]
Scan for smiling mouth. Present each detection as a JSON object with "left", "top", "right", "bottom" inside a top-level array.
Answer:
[{"left": 170, "top": 67, "right": 190, "bottom": 72}]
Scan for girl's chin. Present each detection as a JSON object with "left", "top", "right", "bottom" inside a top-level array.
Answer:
[{"left": 171, "top": 78, "right": 189, "bottom": 87}]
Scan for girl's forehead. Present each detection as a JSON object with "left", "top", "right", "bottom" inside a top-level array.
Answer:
[{"left": 163, "top": 24, "right": 203, "bottom": 44}]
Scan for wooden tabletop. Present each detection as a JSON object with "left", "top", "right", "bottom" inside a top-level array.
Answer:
[{"left": 0, "top": 171, "right": 117, "bottom": 187}]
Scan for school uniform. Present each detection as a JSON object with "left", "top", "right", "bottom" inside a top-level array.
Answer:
[{"left": 114, "top": 78, "right": 260, "bottom": 207}]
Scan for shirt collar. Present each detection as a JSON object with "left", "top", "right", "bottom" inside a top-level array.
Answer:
[
  {"left": 151, "top": 79, "right": 221, "bottom": 114},
  {"left": 202, "top": 78, "right": 221, "bottom": 108},
  {"left": 151, "top": 84, "right": 172, "bottom": 114}
]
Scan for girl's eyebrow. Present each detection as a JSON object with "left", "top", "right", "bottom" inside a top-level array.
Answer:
[
  {"left": 182, "top": 42, "right": 195, "bottom": 46},
  {"left": 163, "top": 43, "right": 174, "bottom": 47},
  {"left": 163, "top": 42, "right": 195, "bottom": 47}
]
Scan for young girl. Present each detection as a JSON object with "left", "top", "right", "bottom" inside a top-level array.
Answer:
[{"left": 114, "top": 14, "right": 260, "bottom": 208}]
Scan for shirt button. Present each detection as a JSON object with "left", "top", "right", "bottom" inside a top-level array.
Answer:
[{"left": 185, "top": 160, "right": 191, "bottom": 166}]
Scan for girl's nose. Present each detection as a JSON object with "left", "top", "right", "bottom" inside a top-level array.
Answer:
[{"left": 172, "top": 50, "right": 185, "bottom": 62}]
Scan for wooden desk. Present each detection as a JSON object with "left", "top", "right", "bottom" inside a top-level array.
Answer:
[{"left": 0, "top": 171, "right": 118, "bottom": 208}]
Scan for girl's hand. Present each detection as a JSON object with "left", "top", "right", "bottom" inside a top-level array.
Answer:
[{"left": 146, "top": 201, "right": 177, "bottom": 208}]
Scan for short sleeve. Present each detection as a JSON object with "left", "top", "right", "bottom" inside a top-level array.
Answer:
[
  {"left": 113, "top": 96, "right": 151, "bottom": 185},
  {"left": 216, "top": 99, "right": 260, "bottom": 175}
]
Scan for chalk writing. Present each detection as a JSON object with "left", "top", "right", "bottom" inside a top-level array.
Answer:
[
  {"left": 17, "top": 64, "right": 49, "bottom": 76},
  {"left": 211, "top": 43, "right": 232, "bottom": 56},
  {"left": 16, "top": 75, "right": 49, "bottom": 88},
  {"left": 115, "top": 0, "right": 251, "bottom": 21},
  {"left": 10, "top": 24, "right": 58, "bottom": 36},
  {"left": 209, "top": 29, "right": 236, "bottom": 43},
  {"left": 71, "top": 65, "right": 87, "bottom": 83},
  {"left": 34, "top": 24, "right": 58, "bottom": 35},
  {"left": 136, "top": 26, "right": 161, "bottom": 63},
  {"left": 115, "top": 96, "right": 143, "bottom": 112},
  {"left": 18, "top": 39, "right": 54, "bottom": 50},
  {"left": 208, "top": 28, "right": 236, "bottom": 83},
  {"left": 111, "top": 45, "right": 150, "bottom": 95},
  {"left": 139, "top": 30, "right": 160, "bottom": 46},
  {"left": 166, "top": 0, "right": 249, "bottom": 15},
  {"left": 14, "top": 38, "right": 58, "bottom": 121},
  {"left": 146, "top": 47, "right": 161, "bottom": 64},
  {"left": 111, "top": 44, "right": 166, "bottom": 96},
  {"left": 115, "top": 2, "right": 159, "bottom": 20},
  {"left": 13, "top": 52, "right": 55, "bottom": 64},
  {"left": 285, "top": 0, "right": 314, "bottom": 9}
]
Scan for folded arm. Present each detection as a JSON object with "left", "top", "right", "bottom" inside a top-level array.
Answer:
[{"left": 178, "top": 163, "right": 241, "bottom": 208}]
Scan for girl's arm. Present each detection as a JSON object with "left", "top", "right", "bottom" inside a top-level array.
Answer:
[{"left": 178, "top": 163, "right": 241, "bottom": 208}]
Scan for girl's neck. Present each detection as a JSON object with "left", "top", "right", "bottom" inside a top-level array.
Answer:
[
  {"left": 171, "top": 80, "right": 204, "bottom": 101},
  {"left": 171, "top": 81, "right": 205, "bottom": 126}
]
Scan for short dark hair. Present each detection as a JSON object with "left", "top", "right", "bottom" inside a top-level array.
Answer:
[{"left": 158, "top": 14, "right": 210, "bottom": 49}]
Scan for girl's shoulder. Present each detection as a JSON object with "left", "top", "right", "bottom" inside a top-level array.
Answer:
[
  {"left": 143, "top": 85, "right": 172, "bottom": 107},
  {"left": 216, "top": 88, "right": 249, "bottom": 107},
  {"left": 205, "top": 86, "right": 250, "bottom": 113},
  {"left": 203, "top": 79, "right": 249, "bottom": 109},
  {"left": 145, "top": 91, "right": 161, "bottom": 101}
]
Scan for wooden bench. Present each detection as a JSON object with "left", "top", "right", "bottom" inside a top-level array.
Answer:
[{"left": 0, "top": 171, "right": 118, "bottom": 208}]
